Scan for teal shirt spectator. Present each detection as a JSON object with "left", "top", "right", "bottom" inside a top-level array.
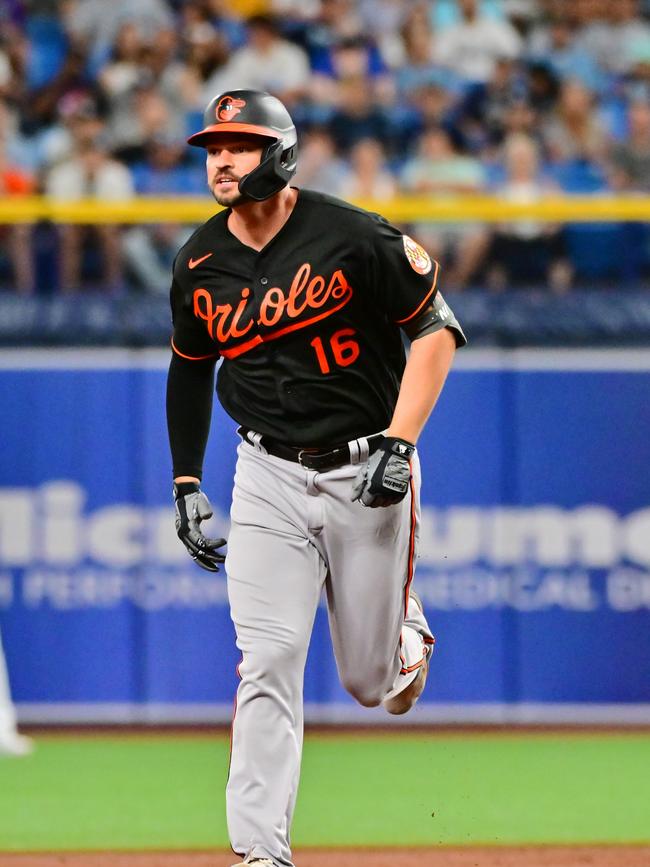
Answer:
[{"left": 432, "top": 0, "right": 507, "bottom": 29}]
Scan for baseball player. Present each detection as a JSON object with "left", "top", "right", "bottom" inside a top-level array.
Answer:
[{"left": 167, "top": 89, "right": 466, "bottom": 867}]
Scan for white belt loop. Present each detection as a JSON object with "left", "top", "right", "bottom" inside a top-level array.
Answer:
[
  {"left": 347, "top": 430, "right": 385, "bottom": 464},
  {"left": 247, "top": 429, "right": 268, "bottom": 455},
  {"left": 347, "top": 437, "right": 369, "bottom": 464}
]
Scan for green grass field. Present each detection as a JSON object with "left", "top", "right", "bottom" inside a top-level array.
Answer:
[{"left": 1, "top": 732, "right": 649, "bottom": 851}]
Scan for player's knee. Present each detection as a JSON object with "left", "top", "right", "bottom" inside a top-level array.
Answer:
[
  {"left": 341, "top": 665, "right": 393, "bottom": 707},
  {"left": 343, "top": 679, "right": 382, "bottom": 707},
  {"left": 242, "top": 637, "right": 308, "bottom": 683}
]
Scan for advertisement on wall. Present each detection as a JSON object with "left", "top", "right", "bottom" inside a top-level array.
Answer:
[{"left": 1, "top": 350, "right": 649, "bottom": 723}]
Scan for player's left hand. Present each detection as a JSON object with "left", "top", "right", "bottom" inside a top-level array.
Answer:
[
  {"left": 351, "top": 436, "right": 415, "bottom": 508},
  {"left": 173, "top": 482, "right": 227, "bottom": 572}
]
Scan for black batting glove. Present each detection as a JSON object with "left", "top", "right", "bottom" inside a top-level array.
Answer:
[
  {"left": 173, "top": 482, "right": 227, "bottom": 572},
  {"left": 351, "top": 437, "right": 416, "bottom": 508}
]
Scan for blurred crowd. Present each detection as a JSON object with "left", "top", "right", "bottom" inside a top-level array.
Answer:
[{"left": 1, "top": 0, "right": 650, "bottom": 294}]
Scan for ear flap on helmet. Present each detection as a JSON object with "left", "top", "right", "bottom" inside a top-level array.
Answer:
[{"left": 238, "top": 140, "right": 298, "bottom": 201}]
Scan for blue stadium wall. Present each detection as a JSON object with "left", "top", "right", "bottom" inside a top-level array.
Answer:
[{"left": 1, "top": 348, "right": 649, "bottom": 724}]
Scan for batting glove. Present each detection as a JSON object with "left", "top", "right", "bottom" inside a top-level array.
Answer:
[
  {"left": 173, "top": 482, "right": 227, "bottom": 572},
  {"left": 351, "top": 437, "right": 415, "bottom": 508}
]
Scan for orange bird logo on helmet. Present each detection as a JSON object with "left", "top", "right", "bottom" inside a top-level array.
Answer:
[{"left": 216, "top": 95, "right": 247, "bottom": 121}]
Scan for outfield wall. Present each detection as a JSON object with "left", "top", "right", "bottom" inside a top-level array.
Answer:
[{"left": 1, "top": 349, "right": 649, "bottom": 724}]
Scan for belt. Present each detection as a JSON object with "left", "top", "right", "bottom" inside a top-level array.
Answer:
[{"left": 239, "top": 428, "right": 384, "bottom": 471}]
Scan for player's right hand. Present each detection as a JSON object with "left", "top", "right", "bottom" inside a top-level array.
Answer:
[
  {"left": 173, "top": 482, "right": 227, "bottom": 572},
  {"left": 351, "top": 436, "right": 415, "bottom": 508}
]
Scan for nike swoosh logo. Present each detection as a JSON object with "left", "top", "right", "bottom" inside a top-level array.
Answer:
[{"left": 188, "top": 253, "right": 213, "bottom": 269}]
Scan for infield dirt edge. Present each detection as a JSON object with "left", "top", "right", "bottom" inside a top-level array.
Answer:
[{"left": 2, "top": 845, "right": 650, "bottom": 867}]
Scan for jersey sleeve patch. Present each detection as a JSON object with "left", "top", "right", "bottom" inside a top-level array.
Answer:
[{"left": 402, "top": 235, "right": 433, "bottom": 275}]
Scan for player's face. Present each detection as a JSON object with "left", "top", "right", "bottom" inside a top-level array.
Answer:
[{"left": 205, "top": 136, "right": 266, "bottom": 206}]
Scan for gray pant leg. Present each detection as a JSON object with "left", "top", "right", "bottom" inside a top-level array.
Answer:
[
  {"left": 316, "top": 454, "right": 433, "bottom": 706},
  {"left": 225, "top": 445, "right": 325, "bottom": 867}
]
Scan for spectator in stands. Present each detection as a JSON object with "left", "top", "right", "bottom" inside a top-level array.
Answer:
[
  {"left": 36, "top": 89, "right": 104, "bottom": 172},
  {"left": 327, "top": 74, "right": 391, "bottom": 154},
  {"left": 357, "top": 0, "right": 414, "bottom": 69},
  {"left": 97, "top": 22, "right": 144, "bottom": 114},
  {"left": 336, "top": 137, "right": 396, "bottom": 200},
  {"left": 311, "top": 34, "right": 393, "bottom": 108},
  {"left": 434, "top": 0, "right": 523, "bottom": 84},
  {"left": 44, "top": 113, "right": 133, "bottom": 293},
  {"left": 62, "top": 0, "right": 174, "bottom": 74},
  {"left": 609, "top": 98, "right": 650, "bottom": 192},
  {"left": 0, "top": 119, "right": 35, "bottom": 294},
  {"left": 292, "top": 125, "right": 347, "bottom": 194},
  {"left": 541, "top": 78, "right": 609, "bottom": 166},
  {"left": 389, "top": 6, "right": 461, "bottom": 152},
  {"left": 484, "top": 133, "right": 572, "bottom": 293},
  {"left": 527, "top": 14, "right": 605, "bottom": 93},
  {"left": 459, "top": 56, "right": 529, "bottom": 148},
  {"left": 102, "top": 71, "right": 181, "bottom": 165},
  {"left": 98, "top": 26, "right": 188, "bottom": 164},
  {"left": 303, "top": 0, "right": 366, "bottom": 59},
  {"left": 499, "top": 95, "right": 539, "bottom": 144},
  {"left": 526, "top": 62, "right": 560, "bottom": 119},
  {"left": 401, "top": 125, "right": 489, "bottom": 289},
  {"left": 140, "top": 29, "right": 195, "bottom": 138},
  {"left": 394, "top": 3, "right": 454, "bottom": 91},
  {"left": 123, "top": 132, "right": 201, "bottom": 293},
  {"left": 624, "top": 35, "right": 650, "bottom": 103},
  {"left": 22, "top": 41, "right": 92, "bottom": 138},
  {"left": 407, "top": 81, "right": 461, "bottom": 141},
  {"left": 209, "top": 14, "right": 310, "bottom": 107},
  {"left": 402, "top": 124, "right": 487, "bottom": 195},
  {"left": 180, "top": 21, "right": 231, "bottom": 110},
  {"left": 459, "top": 88, "right": 538, "bottom": 178},
  {"left": 181, "top": 0, "right": 246, "bottom": 52},
  {"left": 579, "top": 0, "right": 650, "bottom": 77}
]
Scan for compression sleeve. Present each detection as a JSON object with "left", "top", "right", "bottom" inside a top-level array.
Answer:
[
  {"left": 400, "top": 291, "right": 467, "bottom": 347},
  {"left": 166, "top": 352, "right": 217, "bottom": 480}
]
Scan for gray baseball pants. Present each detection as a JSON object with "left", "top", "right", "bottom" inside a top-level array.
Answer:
[{"left": 225, "top": 436, "right": 433, "bottom": 866}]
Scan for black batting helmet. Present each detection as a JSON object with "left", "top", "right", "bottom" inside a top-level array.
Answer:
[{"left": 187, "top": 89, "right": 298, "bottom": 201}]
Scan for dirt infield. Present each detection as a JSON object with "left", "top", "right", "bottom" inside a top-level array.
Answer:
[{"left": 2, "top": 847, "right": 650, "bottom": 867}]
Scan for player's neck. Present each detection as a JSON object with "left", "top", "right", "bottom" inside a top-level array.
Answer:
[{"left": 228, "top": 186, "right": 298, "bottom": 252}]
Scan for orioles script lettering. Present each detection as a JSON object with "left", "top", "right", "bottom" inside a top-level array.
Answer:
[{"left": 192, "top": 263, "right": 354, "bottom": 358}]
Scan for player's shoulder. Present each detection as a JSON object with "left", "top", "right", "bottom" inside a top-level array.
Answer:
[
  {"left": 173, "top": 210, "right": 229, "bottom": 276},
  {"left": 297, "top": 189, "right": 390, "bottom": 235}
]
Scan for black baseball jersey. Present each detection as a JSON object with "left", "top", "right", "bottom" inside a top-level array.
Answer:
[{"left": 170, "top": 189, "right": 466, "bottom": 446}]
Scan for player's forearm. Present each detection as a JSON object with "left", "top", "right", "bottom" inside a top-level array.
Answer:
[
  {"left": 387, "top": 327, "right": 457, "bottom": 444},
  {"left": 166, "top": 353, "right": 216, "bottom": 481}
]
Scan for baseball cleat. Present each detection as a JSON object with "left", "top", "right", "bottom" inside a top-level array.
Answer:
[
  {"left": 0, "top": 732, "right": 35, "bottom": 757},
  {"left": 384, "top": 590, "right": 430, "bottom": 715},
  {"left": 383, "top": 650, "right": 429, "bottom": 715}
]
